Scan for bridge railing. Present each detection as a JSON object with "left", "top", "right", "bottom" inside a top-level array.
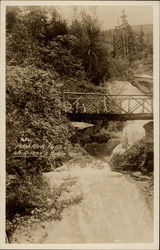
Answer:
[{"left": 61, "top": 92, "right": 153, "bottom": 115}]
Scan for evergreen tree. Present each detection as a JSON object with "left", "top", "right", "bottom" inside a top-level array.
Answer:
[
  {"left": 136, "top": 25, "right": 145, "bottom": 57},
  {"left": 113, "top": 9, "right": 136, "bottom": 61},
  {"left": 70, "top": 10, "right": 110, "bottom": 84}
]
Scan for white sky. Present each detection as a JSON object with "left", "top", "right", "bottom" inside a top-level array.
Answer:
[{"left": 55, "top": 5, "right": 153, "bottom": 30}]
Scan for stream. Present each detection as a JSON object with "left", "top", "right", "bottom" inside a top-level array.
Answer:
[
  {"left": 43, "top": 162, "right": 153, "bottom": 243},
  {"left": 11, "top": 146, "right": 153, "bottom": 243}
]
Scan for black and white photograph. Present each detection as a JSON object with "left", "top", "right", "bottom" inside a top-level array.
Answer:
[{"left": 0, "top": 0, "right": 159, "bottom": 249}]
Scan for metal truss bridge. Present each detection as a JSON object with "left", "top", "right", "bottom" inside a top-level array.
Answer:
[{"left": 61, "top": 92, "right": 153, "bottom": 121}]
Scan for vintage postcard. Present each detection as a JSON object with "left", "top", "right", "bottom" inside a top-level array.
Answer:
[{"left": 0, "top": 1, "right": 159, "bottom": 249}]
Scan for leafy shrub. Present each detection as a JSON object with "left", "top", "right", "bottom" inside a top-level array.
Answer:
[
  {"left": 121, "top": 140, "right": 146, "bottom": 171},
  {"left": 110, "top": 139, "right": 146, "bottom": 172},
  {"left": 6, "top": 65, "right": 73, "bottom": 171},
  {"left": 6, "top": 175, "right": 83, "bottom": 240},
  {"left": 142, "top": 142, "right": 153, "bottom": 174},
  {"left": 108, "top": 58, "right": 132, "bottom": 81}
]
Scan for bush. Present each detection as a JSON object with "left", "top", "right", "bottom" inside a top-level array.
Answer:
[
  {"left": 121, "top": 140, "right": 146, "bottom": 172},
  {"left": 110, "top": 139, "right": 146, "bottom": 172},
  {"left": 6, "top": 174, "right": 83, "bottom": 240},
  {"left": 142, "top": 142, "right": 153, "bottom": 174},
  {"left": 6, "top": 65, "right": 73, "bottom": 172},
  {"left": 108, "top": 58, "right": 132, "bottom": 81}
]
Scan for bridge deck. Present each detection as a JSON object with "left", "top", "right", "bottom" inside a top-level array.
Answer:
[{"left": 67, "top": 113, "right": 153, "bottom": 121}]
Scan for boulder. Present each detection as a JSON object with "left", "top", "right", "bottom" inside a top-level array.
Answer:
[{"left": 109, "top": 144, "right": 125, "bottom": 171}]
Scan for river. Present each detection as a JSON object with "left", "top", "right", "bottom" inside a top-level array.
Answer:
[
  {"left": 44, "top": 162, "right": 153, "bottom": 243},
  {"left": 10, "top": 156, "right": 153, "bottom": 243}
]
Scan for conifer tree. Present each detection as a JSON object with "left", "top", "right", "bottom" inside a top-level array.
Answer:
[{"left": 113, "top": 9, "right": 136, "bottom": 61}]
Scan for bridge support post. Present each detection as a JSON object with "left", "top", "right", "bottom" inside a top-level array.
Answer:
[
  {"left": 104, "top": 96, "right": 107, "bottom": 112},
  {"left": 128, "top": 97, "right": 130, "bottom": 112}
]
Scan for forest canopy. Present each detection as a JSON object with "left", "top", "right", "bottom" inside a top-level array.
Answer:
[{"left": 6, "top": 6, "right": 153, "bottom": 84}]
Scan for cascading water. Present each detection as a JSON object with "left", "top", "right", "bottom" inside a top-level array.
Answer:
[
  {"left": 42, "top": 163, "right": 153, "bottom": 243},
  {"left": 11, "top": 121, "right": 153, "bottom": 243}
]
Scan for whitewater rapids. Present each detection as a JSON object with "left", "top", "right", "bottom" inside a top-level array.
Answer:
[{"left": 11, "top": 159, "right": 153, "bottom": 243}]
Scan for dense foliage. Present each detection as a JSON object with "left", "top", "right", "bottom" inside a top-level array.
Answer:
[
  {"left": 110, "top": 139, "right": 153, "bottom": 174},
  {"left": 6, "top": 65, "right": 76, "bottom": 237},
  {"left": 6, "top": 65, "right": 74, "bottom": 173},
  {"left": 106, "top": 10, "right": 153, "bottom": 79},
  {"left": 6, "top": 7, "right": 153, "bottom": 84},
  {"left": 119, "top": 140, "right": 146, "bottom": 172}
]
